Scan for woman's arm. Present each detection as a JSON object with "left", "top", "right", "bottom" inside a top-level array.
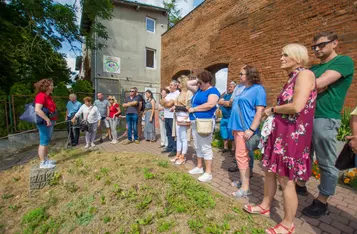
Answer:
[
  {"left": 35, "top": 103, "right": 51, "bottom": 126},
  {"left": 266, "top": 70, "right": 315, "bottom": 116},
  {"left": 115, "top": 104, "right": 121, "bottom": 116},
  {"left": 150, "top": 100, "right": 155, "bottom": 120},
  {"left": 187, "top": 79, "right": 199, "bottom": 93},
  {"left": 188, "top": 94, "right": 219, "bottom": 113},
  {"left": 244, "top": 106, "right": 265, "bottom": 140}
]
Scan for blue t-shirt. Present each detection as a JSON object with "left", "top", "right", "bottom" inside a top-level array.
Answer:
[
  {"left": 220, "top": 93, "right": 233, "bottom": 119},
  {"left": 66, "top": 101, "right": 82, "bottom": 117},
  {"left": 228, "top": 84, "right": 267, "bottom": 132},
  {"left": 189, "top": 87, "right": 221, "bottom": 120}
]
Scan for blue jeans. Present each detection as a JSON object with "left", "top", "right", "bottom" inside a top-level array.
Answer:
[
  {"left": 248, "top": 150, "right": 254, "bottom": 169},
  {"left": 36, "top": 121, "right": 55, "bottom": 146},
  {"left": 165, "top": 118, "right": 176, "bottom": 152},
  {"left": 126, "top": 114, "right": 138, "bottom": 141}
]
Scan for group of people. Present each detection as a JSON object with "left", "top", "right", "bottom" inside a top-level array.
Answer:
[{"left": 32, "top": 31, "right": 356, "bottom": 234}]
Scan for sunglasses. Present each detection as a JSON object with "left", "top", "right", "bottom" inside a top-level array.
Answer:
[
  {"left": 130, "top": 90, "right": 135, "bottom": 92},
  {"left": 108, "top": 99, "right": 113, "bottom": 100},
  {"left": 311, "top": 40, "right": 334, "bottom": 51},
  {"left": 239, "top": 72, "right": 247, "bottom": 76}
]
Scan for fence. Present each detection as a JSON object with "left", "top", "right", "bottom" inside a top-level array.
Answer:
[{"left": 0, "top": 91, "right": 162, "bottom": 138}]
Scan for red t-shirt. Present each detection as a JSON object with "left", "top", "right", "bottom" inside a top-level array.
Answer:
[
  {"left": 109, "top": 103, "right": 120, "bottom": 118},
  {"left": 34, "top": 92, "right": 57, "bottom": 120}
]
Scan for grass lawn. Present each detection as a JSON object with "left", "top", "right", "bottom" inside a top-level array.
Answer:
[{"left": 0, "top": 149, "right": 270, "bottom": 233}]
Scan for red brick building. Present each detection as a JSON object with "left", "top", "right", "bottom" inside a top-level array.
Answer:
[{"left": 161, "top": 0, "right": 357, "bottom": 108}]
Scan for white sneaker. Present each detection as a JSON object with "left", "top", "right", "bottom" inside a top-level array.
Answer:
[
  {"left": 91, "top": 143, "right": 96, "bottom": 147},
  {"left": 188, "top": 167, "right": 204, "bottom": 175},
  {"left": 110, "top": 140, "right": 118, "bottom": 144},
  {"left": 39, "top": 160, "right": 56, "bottom": 169},
  {"left": 45, "top": 157, "right": 56, "bottom": 164},
  {"left": 198, "top": 173, "right": 212, "bottom": 182},
  {"left": 84, "top": 144, "right": 90, "bottom": 149}
]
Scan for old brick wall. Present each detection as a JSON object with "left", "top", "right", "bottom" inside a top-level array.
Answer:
[{"left": 161, "top": 0, "right": 357, "bottom": 108}]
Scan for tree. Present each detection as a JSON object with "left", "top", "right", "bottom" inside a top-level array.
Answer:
[{"left": 163, "top": 0, "right": 186, "bottom": 28}]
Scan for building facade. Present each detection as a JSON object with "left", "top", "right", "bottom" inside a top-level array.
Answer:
[
  {"left": 161, "top": 0, "right": 357, "bottom": 108},
  {"left": 81, "top": 0, "right": 168, "bottom": 97}
]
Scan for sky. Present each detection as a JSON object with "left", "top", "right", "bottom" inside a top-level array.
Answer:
[{"left": 56, "top": 0, "right": 228, "bottom": 93}]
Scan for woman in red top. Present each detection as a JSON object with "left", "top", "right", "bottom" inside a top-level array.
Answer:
[
  {"left": 106, "top": 95, "right": 121, "bottom": 144},
  {"left": 34, "top": 79, "right": 57, "bottom": 169}
]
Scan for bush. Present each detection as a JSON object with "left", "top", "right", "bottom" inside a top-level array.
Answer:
[
  {"left": 337, "top": 108, "right": 352, "bottom": 142},
  {"left": 71, "top": 80, "right": 93, "bottom": 94}
]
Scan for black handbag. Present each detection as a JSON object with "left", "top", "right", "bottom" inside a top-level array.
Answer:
[
  {"left": 79, "top": 106, "right": 93, "bottom": 132},
  {"left": 335, "top": 141, "right": 355, "bottom": 170}
]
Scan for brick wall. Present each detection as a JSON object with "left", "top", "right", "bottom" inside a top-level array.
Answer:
[{"left": 161, "top": 0, "right": 357, "bottom": 108}]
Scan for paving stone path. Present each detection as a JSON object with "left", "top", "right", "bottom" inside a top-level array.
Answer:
[{"left": 97, "top": 137, "right": 357, "bottom": 234}]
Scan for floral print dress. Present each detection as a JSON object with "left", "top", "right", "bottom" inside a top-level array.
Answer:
[{"left": 261, "top": 68, "right": 317, "bottom": 181}]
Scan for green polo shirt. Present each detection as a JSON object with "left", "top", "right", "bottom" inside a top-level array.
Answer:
[{"left": 311, "top": 55, "right": 354, "bottom": 119}]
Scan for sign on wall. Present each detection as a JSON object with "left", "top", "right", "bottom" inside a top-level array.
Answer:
[{"left": 103, "top": 55, "right": 120, "bottom": 74}]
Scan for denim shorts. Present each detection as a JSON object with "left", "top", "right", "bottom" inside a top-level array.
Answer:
[{"left": 36, "top": 121, "right": 55, "bottom": 146}]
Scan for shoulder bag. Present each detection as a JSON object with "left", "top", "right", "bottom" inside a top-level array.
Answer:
[
  {"left": 192, "top": 90, "right": 214, "bottom": 135},
  {"left": 80, "top": 106, "right": 93, "bottom": 132},
  {"left": 335, "top": 141, "right": 355, "bottom": 170}
]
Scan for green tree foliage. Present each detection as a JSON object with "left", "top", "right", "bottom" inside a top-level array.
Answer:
[
  {"left": 71, "top": 80, "right": 93, "bottom": 94},
  {"left": 163, "top": 0, "right": 186, "bottom": 28}
]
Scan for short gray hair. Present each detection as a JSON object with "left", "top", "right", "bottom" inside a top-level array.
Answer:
[
  {"left": 69, "top": 93, "right": 77, "bottom": 99},
  {"left": 170, "top": 80, "right": 179, "bottom": 85}
]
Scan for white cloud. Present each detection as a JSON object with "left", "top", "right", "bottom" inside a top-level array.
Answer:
[
  {"left": 134, "top": 0, "right": 194, "bottom": 17},
  {"left": 66, "top": 53, "right": 77, "bottom": 72},
  {"left": 215, "top": 68, "right": 228, "bottom": 94}
]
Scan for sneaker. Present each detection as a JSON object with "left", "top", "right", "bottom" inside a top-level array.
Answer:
[
  {"left": 91, "top": 143, "right": 96, "bottom": 147},
  {"left": 198, "top": 173, "right": 212, "bottom": 182},
  {"left": 84, "top": 144, "right": 90, "bottom": 149},
  {"left": 159, "top": 145, "right": 165, "bottom": 148},
  {"left": 123, "top": 140, "right": 133, "bottom": 145},
  {"left": 188, "top": 167, "right": 204, "bottom": 175},
  {"left": 99, "top": 138, "right": 103, "bottom": 143},
  {"left": 168, "top": 152, "right": 177, "bottom": 157},
  {"left": 45, "top": 157, "right": 56, "bottom": 165},
  {"left": 231, "top": 189, "right": 251, "bottom": 198},
  {"left": 295, "top": 184, "right": 308, "bottom": 196},
  {"left": 110, "top": 140, "right": 118, "bottom": 144},
  {"left": 161, "top": 149, "right": 171, "bottom": 153},
  {"left": 39, "top": 160, "right": 56, "bottom": 169},
  {"left": 302, "top": 199, "right": 329, "bottom": 218},
  {"left": 135, "top": 140, "right": 140, "bottom": 144}
]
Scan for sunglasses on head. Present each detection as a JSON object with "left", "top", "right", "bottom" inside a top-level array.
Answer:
[{"left": 311, "top": 40, "right": 334, "bottom": 51}]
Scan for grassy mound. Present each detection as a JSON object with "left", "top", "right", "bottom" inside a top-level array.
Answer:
[{"left": 0, "top": 149, "right": 269, "bottom": 233}]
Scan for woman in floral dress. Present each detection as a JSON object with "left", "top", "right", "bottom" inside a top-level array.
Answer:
[{"left": 244, "top": 44, "right": 317, "bottom": 234}]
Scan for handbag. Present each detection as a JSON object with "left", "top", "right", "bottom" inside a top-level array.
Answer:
[
  {"left": 237, "top": 102, "right": 261, "bottom": 151},
  {"left": 20, "top": 103, "right": 50, "bottom": 125},
  {"left": 80, "top": 106, "right": 93, "bottom": 132},
  {"left": 192, "top": 90, "right": 214, "bottom": 135},
  {"left": 335, "top": 141, "right": 355, "bottom": 170}
]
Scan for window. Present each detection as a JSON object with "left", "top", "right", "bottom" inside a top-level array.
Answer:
[
  {"left": 146, "top": 48, "right": 156, "bottom": 69},
  {"left": 146, "top": 17, "right": 155, "bottom": 33}
]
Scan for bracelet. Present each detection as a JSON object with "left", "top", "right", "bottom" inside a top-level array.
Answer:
[
  {"left": 271, "top": 107, "right": 275, "bottom": 113},
  {"left": 249, "top": 127, "right": 255, "bottom": 132}
]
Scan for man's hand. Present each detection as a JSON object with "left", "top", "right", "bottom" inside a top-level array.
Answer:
[{"left": 346, "top": 135, "right": 357, "bottom": 153}]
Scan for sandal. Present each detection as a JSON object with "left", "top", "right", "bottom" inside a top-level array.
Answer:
[
  {"left": 231, "top": 189, "right": 251, "bottom": 198},
  {"left": 265, "top": 223, "right": 295, "bottom": 234},
  {"left": 175, "top": 155, "right": 186, "bottom": 165},
  {"left": 243, "top": 204, "right": 270, "bottom": 217},
  {"left": 170, "top": 156, "right": 180, "bottom": 163},
  {"left": 230, "top": 180, "right": 242, "bottom": 188}
]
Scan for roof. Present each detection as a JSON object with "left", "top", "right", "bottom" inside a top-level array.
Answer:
[{"left": 80, "top": 0, "right": 168, "bottom": 34}]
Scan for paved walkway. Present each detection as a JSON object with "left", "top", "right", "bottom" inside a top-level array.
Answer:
[{"left": 97, "top": 137, "right": 357, "bottom": 234}]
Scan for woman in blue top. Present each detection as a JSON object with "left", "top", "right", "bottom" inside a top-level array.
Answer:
[
  {"left": 228, "top": 65, "right": 267, "bottom": 198},
  {"left": 187, "top": 70, "right": 220, "bottom": 183}
]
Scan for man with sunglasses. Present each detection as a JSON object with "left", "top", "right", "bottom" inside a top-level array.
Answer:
[
  {"left": 298, "top": 32, "right": 354, "bottom": 218},
  {"left": 122, "top": 87, "right": 140, "bottom": 144}
]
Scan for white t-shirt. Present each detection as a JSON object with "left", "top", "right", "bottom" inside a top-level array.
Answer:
[
  {"left": 164, "top": 90, "right": 180, "bottom": 118},
  {"left": 75, "top": 105, "right": 101, "bottom": 124}
]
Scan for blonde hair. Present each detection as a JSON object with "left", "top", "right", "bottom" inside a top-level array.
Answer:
[
  {"left": 282, "top": 43, "right": 309, "bottom": 66},
  {"left": 178, "top": 75, "right": 189, "bottom": 91},
  {"left": 108, "top": 95, "right": 118, "bottom": 105}
]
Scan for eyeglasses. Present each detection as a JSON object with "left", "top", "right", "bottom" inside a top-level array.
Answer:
[
  {"left": 239, "top": 73, "right": 247, "bottom": 77},
  {"left": 311, "top": 40, "right": 334, "bottom": 51}
]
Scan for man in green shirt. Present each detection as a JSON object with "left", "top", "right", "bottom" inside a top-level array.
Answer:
[{"left": 297, "top": 32, "right": 355, "bottom": 218}]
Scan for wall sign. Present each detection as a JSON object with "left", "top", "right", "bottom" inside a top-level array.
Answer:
[{"left": 103, "top": 55, "right": 120, "bottom": 74}]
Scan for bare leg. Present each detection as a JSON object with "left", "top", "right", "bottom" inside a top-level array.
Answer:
[
  {"left": 38, "top": 145, "right": 47, "bottom": 162},
  {"left": 205, "top": 159, "right": 212, "bottom": 174},
  {"left": 197, "top": 157, "right": 203, "bottom": 169},
  {"left": 223, "top": 140, "right": 228, "bottom": 149}
]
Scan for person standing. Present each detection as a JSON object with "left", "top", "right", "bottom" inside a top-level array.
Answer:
[
  {"left": 72, "top": 97, "right": 101, "bottom": 148},
  {"left": 218, "top": 81, "right": 236, "bottom": 154},
  {"left": 135, "top": 87, "right": 145, "bottom": 140},
  {"left": 158, "top": 89, "right": 169, "bottom": 148},
  {"left": 296, "top": 32, "right": 355, "bottom": 218},
  {"left": 34, "top": 79, "right": 58, "bottom": 169},
  {"left": 65, "top": 94, "right": 82, "bottom": 146},
  {"left": 122, "top": 87, "right": 140, "bottom": 144},
  {"left": 107, "top": 96, "right": 121, "bottom": 144},
  {"left": 346, "top": 105, "right": 357, "bottom": 167},
  {"left": 187, "top": 70, "right": 220, "bottom": 182},
  {"left": 160, "top": 80, "right": 180, "bottom": 157},
  {"left": 94, "top": 92, "right": 110, "bottom": 142},
  {"left": 228, "top": 65, "right": 266, "bottom": 198},
  {"left": 143, "top": 90, "right": 156, "bottom": 142},
  {"left": 244, "top": 44, "right": 316, "bottom": 233}
]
